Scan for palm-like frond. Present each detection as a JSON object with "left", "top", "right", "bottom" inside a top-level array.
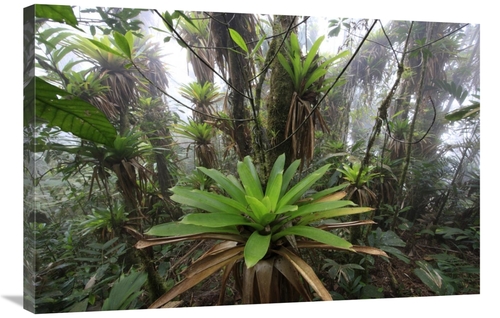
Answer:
[
  {"left": 179, "top": 81, "right": 223, "bottom": 121},
  {"left": 173, "top": 119, "right": 218, "bottom": 168}
]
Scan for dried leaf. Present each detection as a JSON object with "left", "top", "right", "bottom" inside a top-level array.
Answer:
[{"left": 273, "top": 247, "right": 332, "bottom": 301}]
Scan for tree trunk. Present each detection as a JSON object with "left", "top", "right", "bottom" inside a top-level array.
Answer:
[{"left": 266, "top": 15, "right": 298, "bottom": 171}]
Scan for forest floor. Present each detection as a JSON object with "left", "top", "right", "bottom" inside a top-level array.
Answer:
[{"left": 173, "top": 235, "right": 479, "bottom": 307}]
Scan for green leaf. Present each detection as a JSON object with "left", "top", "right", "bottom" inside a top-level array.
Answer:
[
  {"left": 35, "top": 5, "right": 80, "bottom": 29},
  {"left": 25, "top": 77, "right": 117, "bottom": 146},
  {"left": 290, "top": 200, "right": 356, "bottom": 220},
  {"left": 244, "top": 232, "right": 271, "bottom": 268},
  {"left": 277, "top": 164, "right": 330, "bottom": 210},
  {"left": 113, "top": 31, "right": 132, "bottom": 59},
  {"left": 146, "top": 222, "right": 239, "bottom": 237},
  {"left": 229, "top": 28, "right": 249, "bottom": 53},
  {"left": 238, "top": 159, "right": 264, "bottom": 200},
  {"left": 278, "top": 53, "right": 295, "bottom": 82},
  {"left": 87, "top": 39, "right": 125, "bottom": 58},
  {"left": 266, "top": 172, "right": 283, "bottom": 212},
  {"left": 413, "top": 261, "right": 445, "bottom": 295},
  {"left": 281, "top": 159, "right": 301, "bottom": 194},
  {"left": 299, "top": 206, "right": 374, "bottom": 225},
  {"left": 273, "top": 226, "right": 353, "bottom": 251},
  {"left": 181, "top": 213, "right": 263, "bottom": 231},
  {"left": 303, "top": 35, "right": 324, "bottom": 73},
  {"left": 250, "top": 35, "right": 266, "bottom": 57},
  {"left": 102, "top": 270, "right": 147, "bottom": 310},
  {"left": 245, "top": 195, "right": 270, "bottom": 223},
  {"left": 304, "top": 69, "right": 327, "bottom": 92},
  {"left": 197, "top": 167, "right": 247, "bottom": 204},
  {"left": 170, "top": 186, "right": 244, "bottom": 215}
]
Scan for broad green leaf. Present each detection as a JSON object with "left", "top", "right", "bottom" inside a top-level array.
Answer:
[
  {"left": 265, "top": 173, "right": 283, "bottom": 212},
  {"left": 170, "top": 187, "right": 244, "bottom": 215},
  {"left": 229, "top": 28, "right": 248, "bottom": 53},
  {"left": 303, "top": 35, "right": 324, "bottom": 74},
  {"left": 273, "top": 226, "right": 353, "bottom": 251},
  {"left": 413, "top": 261, "right": 444, "bottom": 294},
  {"left": 445, "top": 103, "right": 480, "bottom": 121},
  {"left": 35, "top": 5, "right": 80, "bottom": 29},
  {"left": 278, "top": 53, "right": 295, "bottom": 81},
  {"left": 197, "top": 167, "right": 247, "bottom": 204},
  {"left": 181, "top": 213, "right": 263, "bottom": 231},
  {"left": 146, "top": 222, "right": 239, "bottom": 237},
  {"left": 244, "top": 232, "right": 271, "bottom": 268},
  {"left": 275, "top": 204, "right": 298, "bottom": 215},
  {"left": 299, "top": 206, "right": 374, "bottom": 225},
  {"left": 304, "top": 69, "right": 327, "bottom": 92},
  {"left": 291, "top": 53, "right": 301, "bottom": 90},
  {"left": 243, "top": 156, "right": 262, "bottom": 188},
  {"left": 25, "top": 77, "right": 117, "bottom": 147},
  {"left": 309, "top": 183, "right": 349, "bottom": 201},
  {"left": 238, "top": 159, "right": 264, "bottom": 200},
  {"left": 88, "top": 39, "right": 125, "bottom": 58},
  {"left": 267, "top": 153, "right": 286, "bottom": 184},
  {"left": 281, "top": 159, "right": 301, "bottom": 196},
  {"left": 102, "top": 270, "right": 147, "bottom": 310},
  {"left": 289, "top": 200, "right": 355, "bottom": 220},
  {"left": 277, "top": 164, "right": 330, "bottom": 210},
  {"left": 113, "top": 31, "right": 132, "bottom": 59},
  {"left": 245, "top": 195, "right": 270, "bottom": 223}
]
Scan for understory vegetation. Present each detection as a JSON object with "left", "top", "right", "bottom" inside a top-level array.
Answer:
[{"left": 23, "top": 5, "right": 479, "bottom": 313}]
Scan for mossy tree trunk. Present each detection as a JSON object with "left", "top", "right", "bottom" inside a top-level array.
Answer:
[{"left": 266, "top": 15, "right": 298, "bottom": 173}]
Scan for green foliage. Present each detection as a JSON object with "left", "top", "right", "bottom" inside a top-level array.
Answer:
[
  {"left": 139, "top": 154, "right": 384, "bottom": 306},
  {"left": 414, "top": 252, "right": 479, "bottom": 296},
  {"left": 65, "top": 71, "right": 110, "bottom": 98},
  {"left": 327, "top": 18, "right": 350, "bottom": 38},
  {"left": 173, "top": 119, "right": 218, "bottom": 168},
  {"left": 278, "top": 33, "right": 348, "bottom": 96},
  {"left": 179, "top": 81, "right": 223, "bottom": 110},
  {"left": 337, "top": 161, "right": 380, "bottom": 188},
  {"left": 435, "top": 80, "right": 469, "bottom": 106},
  {"left": 104, "top": 130, "right": 153, "bottom": 162},
  {"left": 81, "top": 204, "right": 129, "bottom": 237},
  {"left": 367, "top": 228, "right": 410, "bottom": 264},
  {"left": 445, "top": 101, "right": 480, "bottom": 121},
  {"left": 25, "top": 77, "right": 117, "bottom": 147},
  {"left": 35, "top": 4, "right": 81, "bottom": 30},
  {"left": 80, "top": 7, "right": 146, "bottom": 36},
  {"left": 375, "top": 204, "right": 413, "bottom": 231},
  {"left": 24, "top": 219, "right": 131, "bottom": 313},
  {"left": 102, "top": 270, "right": 148, "bottom": 310},
  {"left": 414, "top": 260, "right": 449, "bottom": 295}
]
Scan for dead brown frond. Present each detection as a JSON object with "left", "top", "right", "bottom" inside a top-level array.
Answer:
[{"left": 285, "top": 92, "right": 329, "bottom": 170}]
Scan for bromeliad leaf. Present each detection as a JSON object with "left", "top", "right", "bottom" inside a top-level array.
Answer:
[
  {"left": 197, "top": 167, "right": 247, "bottom": 204},
  {"left": 181, "top": 213, "right": 264, "bottom": 231},
  {"left": 145, "top": 222, "right": 239, "bottom": 237},
  {"left": 273, "top": 225, "right": 353, "bottom": 251},
  {"left": 277, "top": 164, "right": 330, "bottom": 210},
  {"left": 170, "top": 187, "right": 245, "bottom": 215},
  {"left": 238, "top": 159, "right": 264, "bottom": 200},
  {"left": 245, "top": 195, "right": 270, "bottom": 224},
  {"left": 299, "top": 206, "right": 374, "bottom": 225},
  {"left": 113, "top": 31, "right": 132, "bottom": 59},
  {"left": 288, "top": 200, "right": 355, "bottom": 220},
  {"left": 244, "top": 232, "right": 271, "bottom": 268}
]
